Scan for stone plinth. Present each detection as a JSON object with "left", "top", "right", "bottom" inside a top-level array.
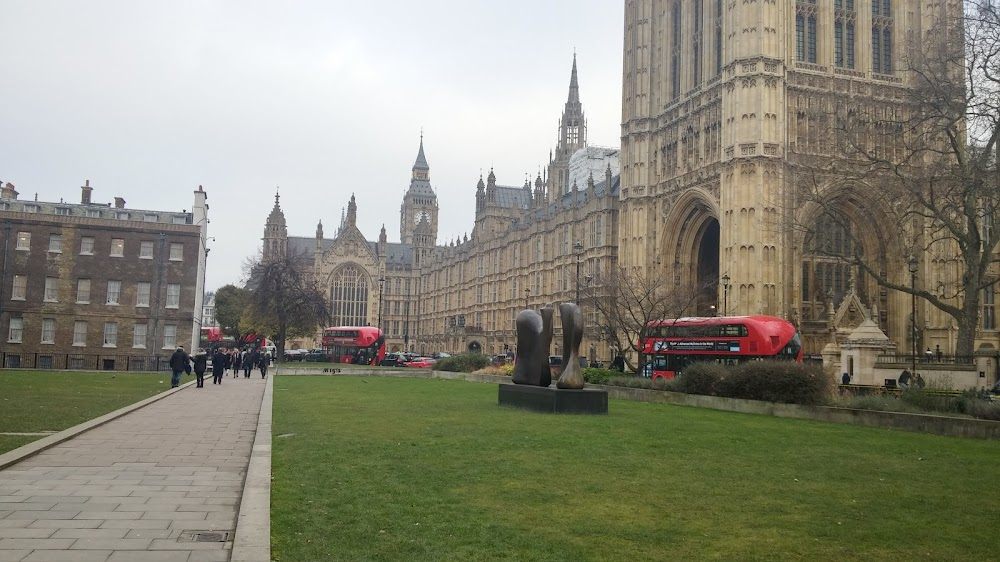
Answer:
[{"left": 497, "top": 384, "right": 608, "bottom": 414}]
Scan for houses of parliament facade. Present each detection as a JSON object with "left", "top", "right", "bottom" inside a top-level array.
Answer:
[{"left": 264, "top": 0, "right": 999, "bottom": 364}]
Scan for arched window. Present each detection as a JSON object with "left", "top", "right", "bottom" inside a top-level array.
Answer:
[
  {"left": 330, "top": 265, "right": 370, "bottom": 327},
  {"left": 801, "top": 212, "right": 863, "bottom": 314}
]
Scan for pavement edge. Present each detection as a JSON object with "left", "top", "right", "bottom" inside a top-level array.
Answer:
[
  {"left": 230, "top": 369, "right": 273, "bottom": 561},
  {"left": 0, "top": 377, "right": 197, "bottom": 470}
]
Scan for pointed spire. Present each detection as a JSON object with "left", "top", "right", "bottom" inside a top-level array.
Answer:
[
  {"left": 413, "top": 132, "right": 429, "bottom": 171},
  {"left": 316, "top": 219, "right": 323, "bottom": 239},
  {"left": 567, "top": 53, "right": 580, "bottom": 105},
  {"left": 477, "top": 175, "right": 485, "bottom": 191}
]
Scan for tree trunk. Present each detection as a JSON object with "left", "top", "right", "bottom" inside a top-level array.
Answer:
[
  {"left": 277, "top": 321, "right": 287, "bottom": 364},
  {"left": 954, "top": 279, "right": 981, "bottom": 357}
]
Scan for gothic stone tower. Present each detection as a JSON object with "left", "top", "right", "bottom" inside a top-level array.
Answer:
[
  {"left": 621, "top": 0, "right": 944, "bottom": 353},
  {"left": 399, "top": 135, "right": 439, "bottom": 268},
  {"left": 547, "top": 55, "right": 588, "bottom": 203},
  {"left": 262, "top": 191, "right": 287, "bottom": 262}
]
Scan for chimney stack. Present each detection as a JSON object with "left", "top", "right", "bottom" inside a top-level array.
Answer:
[
  {"left": 0, "top": 182, "right": 18, "bottom": 201},
  {"left": 81, "top": 179, "right": 92, "bottom": 204},
  {"left": 114, "top": 197, "right": 126, "bottom": 209}
]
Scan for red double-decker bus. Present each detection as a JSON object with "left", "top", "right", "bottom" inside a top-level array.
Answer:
[
  {"left": 640, "top": 315, "right": 802, "bottom": 380},
  {"left": 321, "top": 326, "right": 386, "bottom": 365}
]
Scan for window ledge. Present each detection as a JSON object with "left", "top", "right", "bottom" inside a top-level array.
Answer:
[
  {"left": 11, "top": 297, "right": 25, "bottom": 301},
  {"left": 80, "top": 252, "right": 93, "bottom": 256},
  {"left": 133, "top": 345, "right": 146, "bottom": 349},
  {"left": 72, "top": 343, "right": 86, "bottom": 347},
  {"left": 40, "top": 341, "right": 54, "bottom": 345},
  {"left": 102, "top": 344, "right": 117, "bottom": 348},
  {"left": 48, "top": 250, "right": 62, "bottom": 254},
  {"left": 136, "top": 304, "right": 150, "bottom": 308},
  {"left": 140, "top": 256, "right": 153, "bottom": 260},
  {"left": 110, "top": 254, "right": 123, "bottom": 258},
  {"left": 43, "top": 299, "right": 58, "bottom": 303},
  {"left": 77, "top": 301, "right": 89, "bottom": 305},
  {"left": 166, "top": 305, "right": 179, "bottom": 309},
  {"left": 7, "top": 340, "right": 21, "bottom": 344}
]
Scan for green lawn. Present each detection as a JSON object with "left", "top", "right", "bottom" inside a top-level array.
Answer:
[
  {"left": 0, "top": 371, "right": 169, "bottom": 454},
  {"left": 272, "top": 377, "right": 1000, "bottom": 561}
]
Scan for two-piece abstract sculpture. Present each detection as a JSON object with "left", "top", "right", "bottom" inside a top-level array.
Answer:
[{"left": 500, "top": 301, "right": 608, "bottom": 414}]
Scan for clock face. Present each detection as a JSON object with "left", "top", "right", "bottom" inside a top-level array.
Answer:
[{"left": 413, "top": 210, "right": 429, "bottom": 224}]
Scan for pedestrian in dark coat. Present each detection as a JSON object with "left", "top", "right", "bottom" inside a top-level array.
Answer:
[
  {"left": 168, "top": 346, "right": 191, "bottom": 388},
  {"left": 212, "top": 349, "right": 227, "bottom": 385},
  {"left": 242, "top": 350, "right": 253, "bottom": 378},
  {"left": 193, "top": 349, "right": 208, "bottom": 388},
  {"left": 232, "top": 351, "right": 242, "bottom": 377},
  {"left": 257, "top": 351, "right": 269, "bottom": 379}
]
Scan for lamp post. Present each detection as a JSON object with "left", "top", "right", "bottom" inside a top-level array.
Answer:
[
  {"left": 525, "top": 287, "right": 530, "bottom": 310},
  {"left": 574, "top": 241, "right": 584, "bottom": 303},
  {"left": 721, "top": 273, "right": 730, "bottom": 316},
  {"left": 377, "top": 276, "right": 385, "bottom": 337},
  {"left": 908, "top": 255, "right": 918, "bottom": 377}
]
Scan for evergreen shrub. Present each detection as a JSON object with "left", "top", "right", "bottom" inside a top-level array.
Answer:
[
  {"left": 716, "top": 360, "right": 831, "bottom": 405},
  {"left": 671, "top": 363, "right": 727, "bottom": 396},
  {"left": 582, "top": 368, "right": 621, "bottom": 385},
  {"left": 434, "top": 352, "right": 491, "bottom": 373}
]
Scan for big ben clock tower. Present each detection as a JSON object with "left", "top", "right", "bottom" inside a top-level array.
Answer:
[{"left": 400, "top": 134, "right": 439, "bottom": 246}]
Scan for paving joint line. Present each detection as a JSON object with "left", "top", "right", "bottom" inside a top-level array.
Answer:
[{"left": 0, "top": 379, "right": 197, "bottom": 470}]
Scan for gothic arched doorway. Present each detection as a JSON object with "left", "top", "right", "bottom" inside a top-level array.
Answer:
[
  {"left": 660, "top": 191, "right": 722, "bottom": 318},
  {"left": 467, "top": 341, "right": 482, "bottom": 353},
  {"left": 695, "top": 219, "right": 721, "bottom": 315}
]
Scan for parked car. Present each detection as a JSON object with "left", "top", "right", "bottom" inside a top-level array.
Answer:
[
  {"left": 403, "top": 356, "right": 436, "bottom": 369},
  {"left": 304, "top": 349, "right": 329, "bottom": 362},
  {"left": 548, "top": 355, "right": 588, "bottom": 375},
  {"left": 379, "top": 353, "right": 409, "bottom": 367},
  {"left": 284, "top": 349, "right": 308, "bottom": 362}
]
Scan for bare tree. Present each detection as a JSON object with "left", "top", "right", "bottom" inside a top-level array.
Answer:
[
  {"left": 244, "top": 250, "right": 330, "bottom": 362},
  {"left": 794, "top": 1, "right": 1000, "bottom": 356},
  {"left": 582, "top": 266, "right": 704, "bottom": 372}
]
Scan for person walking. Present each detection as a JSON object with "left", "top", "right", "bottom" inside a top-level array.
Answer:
[
  {"left": 192, "top": 348, "right": 208, "bottom": 388},
  {"left": 231, "top": 350, "right": 242, "bottom": 377},
  {"left": 258, "top": 350, "right": 269, "bottom": 379},
  {"left": 212, "top": 348, "right": 227, "bottom": 385},
  {"left": 168, "top": 346, "right": 190, "bottom": 389},
  {"left": 242, "top": 349, "right": 253, "bottom": 378}
]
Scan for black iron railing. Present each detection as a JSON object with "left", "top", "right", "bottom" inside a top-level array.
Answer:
[
  {"left": 875, "top": 353, "right": 977, "bottom": 366},
  {"left": 0, "top": 352, "right": 173, "bottom": 371}
]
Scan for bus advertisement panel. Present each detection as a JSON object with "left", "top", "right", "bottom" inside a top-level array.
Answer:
[
  {"left": 321, "top": 326, "right": 386, "bottom": 365},
  {"left": 640, "top": 315, "right": 801, "bottom": 380}
]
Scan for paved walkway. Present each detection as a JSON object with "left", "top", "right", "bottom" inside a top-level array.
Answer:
[{"left": 0, "top": 373, "right": 267, "bottom": 562}]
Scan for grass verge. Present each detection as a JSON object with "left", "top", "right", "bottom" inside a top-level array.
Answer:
[
  {"left": 0, "top": 371, "right": 169, "bottom": 454},
  {"left": 272, "top": 377, "right": 999, "bottom": 561}
]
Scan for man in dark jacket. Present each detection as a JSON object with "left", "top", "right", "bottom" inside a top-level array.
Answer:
[
  {"left": 212, "top": 348, "right": 227, "bottom": 385},
  {"left": 192, "top": 349, "right": 209, "bottom": 388},
  {"left": 169, "top": 346, "right": 190, "bottom": 388}
]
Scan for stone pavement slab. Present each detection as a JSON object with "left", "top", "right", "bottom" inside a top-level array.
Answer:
[{"left": 1, "top": 376, "right": 267, "bottom": 561}]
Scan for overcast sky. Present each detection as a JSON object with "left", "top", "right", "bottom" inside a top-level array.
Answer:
[{"left": 0, "top": 1, "right": 625, "bottom": 292}]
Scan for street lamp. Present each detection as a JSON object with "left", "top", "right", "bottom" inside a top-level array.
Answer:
[
  {"left": 720, "top": 273, "right": 730, "bottom": 316},
  {"left": 377, "top": 276, "right": 385, "bottom": 336},
  {"left": 908, "top": 255, "right": 919, "bottom": 377},
  {"left": 574, "top": 241, "right": 584, "bottom": 303}
]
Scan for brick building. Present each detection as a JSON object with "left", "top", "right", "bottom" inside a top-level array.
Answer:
[{"left": 0, "top": 180, "right": 208, "bottom": 370}]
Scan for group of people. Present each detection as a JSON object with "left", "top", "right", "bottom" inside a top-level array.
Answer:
[{"left": 168, "top": 346, "right": 272, "bottom": 388}]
